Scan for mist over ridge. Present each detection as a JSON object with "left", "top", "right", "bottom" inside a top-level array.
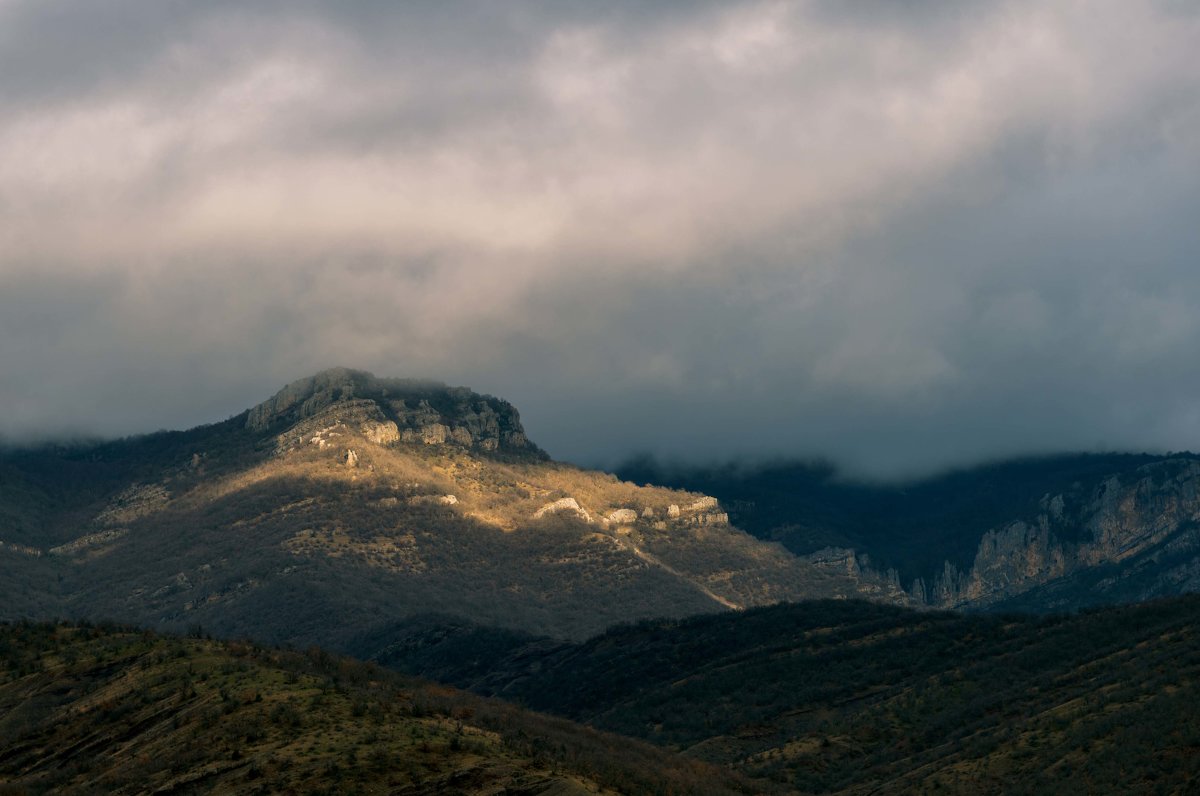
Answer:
[{"left": 1, "top": 1, "right": 1198, "bottom": 477}]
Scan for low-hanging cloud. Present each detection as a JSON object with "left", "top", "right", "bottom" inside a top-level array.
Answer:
[{"left": 1, "top": 0, "right": 1198, "bottom": 477}]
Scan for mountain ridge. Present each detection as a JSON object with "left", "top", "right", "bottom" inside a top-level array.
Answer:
[
  {"left": 0, "top": 369, "right": 883, "bottom": 644},
  {"left": 374, "top": 594, "right": 1200, "bottom": 794},
  {"left": 0, "top": 620, "right": 755, "bottom": 795},
  {"left": 620, "top": 452, "right": 1200, "bottom": 613},
  {"left": 6, "top": 368, "right": 1200, "bottom": 649}
]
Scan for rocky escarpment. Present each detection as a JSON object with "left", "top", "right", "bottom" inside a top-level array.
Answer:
[
  {"left": 800, "top": 547, "right": 910, "bottom": 604},
  {"left": 245, "top": 367, "right": 543, "bottom": 458},
  {"left": 901, "top": 459, "right": 1200, "bottom": 609}
]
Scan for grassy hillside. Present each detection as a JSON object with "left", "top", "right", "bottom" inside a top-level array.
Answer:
[
  {"left": 383, "top": 596, "right": 1200, "bottom": 794},
  {"left": 0, "top": 370, "right": 871, "bottom": 644},
  {"left": 0, "top": 621, "right": 754, "bottom": 795}
]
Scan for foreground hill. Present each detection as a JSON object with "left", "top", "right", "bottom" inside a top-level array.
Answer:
[
  {"left": 0, "top": 368, "right": 884, "bottom": 645},
  {"left": 619, "top": 453, "right": 1200, "bottom": 613},
  {"left": 0, "top": 622, "right": 751, "bottom": 795},
  {"left": 378, "top": 596, "right": 1200, "bottom": 794}
]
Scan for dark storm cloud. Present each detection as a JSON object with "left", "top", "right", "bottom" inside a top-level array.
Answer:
[{"left": 1, "top": 0, "right": 1198, "bottom": 476}]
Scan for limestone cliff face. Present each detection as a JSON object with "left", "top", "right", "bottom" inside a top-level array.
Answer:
[
  {"left": 245, "top": 368, "right": 543, "bottom": 458},
  {"left": 799, "top": 547, "right": 910, "bottom": 604},
  {"left": 919, "top": 459, "right": 1200, "bottom": 609}
]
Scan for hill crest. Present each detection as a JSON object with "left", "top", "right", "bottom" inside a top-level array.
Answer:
[{"left": 245, "top": 367, "right": 543, "bottom": 459}]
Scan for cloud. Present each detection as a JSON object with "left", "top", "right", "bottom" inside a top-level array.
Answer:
[{"left": 1, "top": 0, "right": 1198, "bottom": 476}]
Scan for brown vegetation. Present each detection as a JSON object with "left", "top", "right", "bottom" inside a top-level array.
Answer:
[{"left": 0, "top": 621, "right": 755, "bottom": 795}]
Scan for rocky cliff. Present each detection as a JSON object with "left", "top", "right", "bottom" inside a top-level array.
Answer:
[
  {"left": 917, "top": 459, "right": 1200, "bottom": 610},
  {"left": 245, "top": 367, "right": 543, "bottom": 458},
  {"left": 793, "top": 458, "right": 1200, "bottom": 611},
  {"left": 622, "top": 453, "right": 1200, "bottom": 615}
]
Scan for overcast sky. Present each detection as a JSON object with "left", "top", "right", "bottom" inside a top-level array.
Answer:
[{"left": 2, "top": 1, "right": 1199, "bottom": 477}]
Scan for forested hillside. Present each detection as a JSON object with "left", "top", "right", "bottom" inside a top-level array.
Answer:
[
  {"left": 0, "top": 622, "right": 752, "bottom": 795},
  {"left": 378, "top": 596, "right": 1200, "bottom": 794}
]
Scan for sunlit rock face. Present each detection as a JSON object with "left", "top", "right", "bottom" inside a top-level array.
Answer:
[
  {"left": 535, "top": 497, "right": 592, "bottom": 523},
  {"left": 607, "top": 508, "right": 638, "bottom": 524},
  {"left": 245, "top": 367, "right": 543, "bottom": 458}
]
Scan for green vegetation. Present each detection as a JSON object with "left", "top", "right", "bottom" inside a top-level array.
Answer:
[
  {"left": 0, "top": 621, "right": 753, "bottom": 795},
  {"left": 384, "top": 596, "right": 1200, "bottom": 794}
]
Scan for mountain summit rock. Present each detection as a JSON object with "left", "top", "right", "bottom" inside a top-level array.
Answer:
[{"left": 244, "top": 367, "right": 542, "bottom": 458}]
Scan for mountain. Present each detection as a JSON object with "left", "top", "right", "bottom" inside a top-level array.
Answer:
[
  {"left": 0, "top": 368, "right": 889, "bottom": 647},
  {"left": 376, "top": 595, "right": 1200, "bottom": 795},
  {"left": 0, "top": 621, "right": 754, "bottom": 795},
  {"left": 618, "top": 453, "right": 1200, "bottom": 613},
  {"left": 7, "top": 367, "right": 1200, "bottom": 650},
  {"left": 7, "top": 369, "right": 1200, "bottom": 794}
]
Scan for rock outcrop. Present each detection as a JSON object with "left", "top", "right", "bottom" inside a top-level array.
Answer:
[
  {"left": 607, "top": 508, "right": 639, "bottom": 525},
  {"left": 910, "top": 459, "right": 1200, "bottom": 609},
  {"left": 246, "top": 368, "right": 544, "bottom": 458},
  {"left": 800, "top": 547, "right": 909, "bottom": 603},
  {"left": 534, "top": 497, "right": 592, "bottom": 523}
]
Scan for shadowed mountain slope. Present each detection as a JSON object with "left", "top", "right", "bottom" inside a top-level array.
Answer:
[
  {"left": 619, "top": 453, "right": 1200, "bottom": 612},
  {"left": 378, "top": 596, "right": 1200, "bottom": 794},
  {"left": 0, "top": 621, "right": 754, "bottom": 795}
]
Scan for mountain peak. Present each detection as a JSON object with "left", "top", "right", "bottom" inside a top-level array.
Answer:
[{"left": 245, "top": 368, "right": 543, "bottom": 457}]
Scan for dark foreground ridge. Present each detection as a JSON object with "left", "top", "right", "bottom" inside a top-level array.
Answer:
[
  {"left": 0, "top": 621, "right": 753, "bottom": 795},
  {"left": 373, "top": 596, "right": 1200, "bottom": 794}
]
